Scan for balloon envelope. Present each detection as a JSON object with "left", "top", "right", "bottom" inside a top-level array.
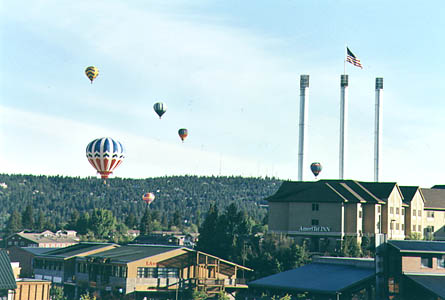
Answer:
[
  {"left": 86, "top": 137, "right": 125, "bottom": 179},
  {"left": 142, "top": 192, "right": 155, "bottom": 205},
  {"left": 178, "top": 128, "right": 188, "bottom": 142},
  {"left": 153, "top": 102, "right": 167, "bottom": 118},
  {"left": 310, "top": 162, "right": 322, "bottom": 177},
  {"left": 85, "top": 66, "right": 99, "bottom": 83}
]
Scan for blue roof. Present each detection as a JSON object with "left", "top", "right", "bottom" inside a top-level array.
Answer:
[
  {"left": 406, "top": 275, "right": 445, "bottom": 298},
  {"left": 388, "top": 240, "right": 445, "bottom": 253},
  {"left": 20, "top": 247, "right": 58, "bottom": 255},
  {"left": 248, "top": 263, "right": 375, "bottom": 294}
]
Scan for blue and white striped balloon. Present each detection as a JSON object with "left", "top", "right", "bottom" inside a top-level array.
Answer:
[{"left": 86, "top": 137, "right": 125, "bottom": 179}]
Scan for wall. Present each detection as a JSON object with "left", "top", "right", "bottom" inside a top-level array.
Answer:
[
  {"left": 268, "top": 202, "right": 289, "bottom": 232},
  {"left": 401, "top": 255, "right": 445, "bottom": 274},
  {"left": 14, "top": 281, "right": 51, "bottom": 300}
]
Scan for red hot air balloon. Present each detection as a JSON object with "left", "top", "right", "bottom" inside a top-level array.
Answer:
[
  {"left": 142, "top": 193, "right": 155, "bottom": 205},
  {"left": 310, "top": 162, "right": 322, "bottom": 178},
  {"left": 178, "top": 128, "right": 188, "bottom": 142},
  {"left": 86, "top": 137, "right": 125, "bottom": 180}
]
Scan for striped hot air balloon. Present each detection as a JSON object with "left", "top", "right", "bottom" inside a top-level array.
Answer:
[
  {"left": 86, "top": 137, "right": 125, "bottom": 180},
  {"left": 142, "top": 192, "right": 155, "bottom": 205},
  {"left": 178, "top": 128, "right": 188, "bottom": 142},
  {"left": 85, "top": 66, "right": 99, "bottom": 83},
  {"left": 153, "top": 102, "right": 167, "bottom": 119},
  {"left": 310, "top": 162, "right": 322, "bottom": 178}
]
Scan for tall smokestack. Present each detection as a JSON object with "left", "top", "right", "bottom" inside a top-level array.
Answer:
[
  {"left": 374, "top": 78, "right": 383, "bottom": 182},
  {"left": 298, "top": 75, "right": 309, "bottom": 181},
  {"left": 339, "top": 75, "right": 349, "bottom": 179}
]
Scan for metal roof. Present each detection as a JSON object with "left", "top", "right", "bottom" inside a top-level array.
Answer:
[
  {"left": 84, "top": 244, "right": 182, "bottom": 263},
  {"left": 0, "top": 250, "right": 17, "bottom": 290},
  {"left": 406, "top": 275, "right": 445, "bottom": 298},
  {"left": 17, "top": 247, "right": 58, "bottom": 255},
  {"left": 248, "top": 262, "right": 375, "bottom": 294},
  {"left": 388, "top": 240, "right": 445, "bottom": 253},
  {"left": 40, "top": 242, "right": 117, "bottom": 259}
]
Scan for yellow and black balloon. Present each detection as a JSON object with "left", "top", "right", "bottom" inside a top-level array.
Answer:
[{"left": 85, "top": 66, "right": 99, "bottom": 84}]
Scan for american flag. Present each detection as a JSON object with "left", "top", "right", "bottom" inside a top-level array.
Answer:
[{"left": 346, "top": 47, "right": 363, "bottom": 69}]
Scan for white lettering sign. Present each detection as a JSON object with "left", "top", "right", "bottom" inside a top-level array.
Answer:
[{"left": 298, "top": 226, "right": 331, "bottom": 232}]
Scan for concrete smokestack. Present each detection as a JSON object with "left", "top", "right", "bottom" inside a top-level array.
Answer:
[
  {"left": 339, "top": 75, "right": 349, "bottom": 179},
  {"left": 374, "top": 78, "right": 383, "bottom": 182},
  {"left": 298, "top": 75, "right": 309, "bottom": 181}
]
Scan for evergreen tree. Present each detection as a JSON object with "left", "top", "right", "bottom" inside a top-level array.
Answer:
[
  {"left": 125, "top": 213, "right": 137, "bottom": 229},
  {"left": 139, "top": 208, "right": 153, "bottom": 235},
  {"left": 36, "top": 210, "right": 46, "bottom": 231},
  {"left": 22, "top": 205, "right": 34, "bottom": 230},
  {"left": 196, "top": 204, "right": 219, "bottom": 255},
  {"left": 90, "top": 208, "right": 116, "bottom": 240},
  {"left": 5, "top": 210, "right": 23, "bottom": 236},
  {"left": 77, "top": 212, "right": 90, "bottom": 235}
]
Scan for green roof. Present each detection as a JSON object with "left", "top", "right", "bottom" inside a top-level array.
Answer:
[
  {"left": 0, "top": 250, "right": 17, "bottom": 290},
  {"left": 84, "top": 245, "right": 182, "bottom": 263},
  {"left": 267, "top": 180, "right": 389, "bottom": 204},
  {"left": 40, "top": 242, "right": 116, "bottom": 259}
]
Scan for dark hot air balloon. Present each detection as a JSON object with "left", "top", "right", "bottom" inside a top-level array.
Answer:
[
  {"left": 86, "top": 137, "right": 125, "bottom": 180},
  {"left": 310, "top": 162, "right": 322, "bottom": 178},
  {"left": 153, "top": 102, "right": 167, "bottom": 119},
  {"left": 142, "top": 193, "right": 155, "bottom": 205},
  {"left": 85, "top": 66, "right": 99, "bottom": 83},
  {"left": 178, "top": 128, "right": 188, "bottom": 142}
]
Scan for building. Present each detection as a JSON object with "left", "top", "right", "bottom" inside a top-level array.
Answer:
[
  {"left": 0, "top": 250, "right": 17, "bottom": 300},
  {"left": 383, "top": 240, "right": 445, "bottom": 299},
  {"left": 132, "top": 231, "right": 197, "bottom": 248},
  {"left": 14, "top": 279, "right": 51, "bottom": 300},
  {"left": 248, "top": 256, "right": 376, "bottom": 300},
  {"left": 5, "top": 231, "right": 79, "bottom": 249},
  {"left": 34, "top": 243, "right": 251, "bottom": 299},
  {"left": 267, "top": 180, "right": 445, "bottom": 252},
  {"left": 8, "top": 247, "right": 57, "bottom": 278}
]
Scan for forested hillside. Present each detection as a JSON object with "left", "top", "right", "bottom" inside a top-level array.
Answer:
[{"left": 0, "top": 174, "right": 281, "bottom": 232}]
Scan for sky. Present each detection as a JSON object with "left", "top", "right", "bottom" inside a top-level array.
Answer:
[{"left": 1, "top": 1, "right": 445, "bottom": 188}]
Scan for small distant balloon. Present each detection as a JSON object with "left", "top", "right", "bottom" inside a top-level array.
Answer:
[
  {"left": 178, "top": 128, "right": 188, "bottom": 142},
  {"left": 142, "top": 192, "right": 155, "bottom": 205},
  {"left": 86, "top": 137, "right": 125, "bottom": 180},
  {"left": 85, "top": 66, "right": 99, "bottom": 83},
  {"left": 310, "top": 162, "right": 322, "bottom": 178},
  {"left": 153, "top": 102, "right": 167, "bottom": 119}
]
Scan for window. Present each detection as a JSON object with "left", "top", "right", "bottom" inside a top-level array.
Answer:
[
  {"left": 413, "top": 210, "right": 416, "bottom": 217},
  {"left": 402, "top": 208, "right": 405, "bottom": 216},
  {"left": 421, "top": 256, "right": 432, "bottom": 268},
  {"left": 413, "top": 225, "right": 416, "bottom": 231},
  {"left": 390, "top": 207, "right": 394, "bottom": 214},
  {"left": 390, "top": 222, "right": 394, "bottom": 230},
  {"left": 396, "top": 208, "right": 399, "bottom": 215},
  {"left": 427, "top": 211, "right": 434, "bottom": 218},
  {"left": 359, "top": 211, "right": 362, "bottom": 218},
  {"left": 137, "top": 267, "right": 157, "bottom": 278},
  {"left": 311, "top": 219, "right": 319, "bottom": 226},
  {"left": 396, "top": 223, "right": 399, "bottom": 230},
  {"left": 401, "top": 224, "right": 405, "bottom": 230},
  {"left": 312, "top": 203, "right": 319, "bottom": 211},
  {"left": 418, "top": 210, "right": 422, "bottom": 217},
  {"left": 438, "top": 256, "right": 445, "bottom": 269},
  {"left": 418, "top": 225, "right": 422, "bottom": 232},
  {"left": 377, "top": 205, "right": 381, "bottom": 213}
]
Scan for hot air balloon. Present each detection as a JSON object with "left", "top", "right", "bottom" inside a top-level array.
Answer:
[
  {"left": 310, "top": 162, "right": 322, "bottom": 178},
  {"left": 86, "top": 137, "right": 125, "bottom": 180},
  {"left": 153, "top": 102, "right": 167, "bottom": 119},
  {"left": 142, "top": 192, "right": 155, "bottom": 205},
  {"left": 85, "top": 66, "right": 99, "bottom": 84},
  {"left": 178, "top": 128, "right": 188, "bottom": 142}
]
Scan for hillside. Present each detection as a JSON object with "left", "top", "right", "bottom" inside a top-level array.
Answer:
[{"left": 0, "top": 174, "right": 281, "bottom": 231}]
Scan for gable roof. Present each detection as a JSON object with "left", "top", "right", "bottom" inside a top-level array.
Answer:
[
  {"left": 12, "top": 231, "right": 79, "bottom": 244},
  {"left": 388, "top": 240, "right": 445, "bottom": 254},
  {"left": 0, "top": 250, "right": 17, "bottom": 290},
  {"left": 420, "top": 188, "right": 445, "bottom": 210},
  {"left": 399, "top": 186, "right": 422, "bottom": 204},
  {"left": 406, "top": 275, "right": 445, "bottom": 298},
  {"left": 248, "top": 262, "right": 375, "bottom": 294},
  {"left": 266, "top": 180, "right": 391, "bottom": 204}
]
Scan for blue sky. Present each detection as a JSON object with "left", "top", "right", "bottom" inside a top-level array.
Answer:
[{"left": 1, "top": 1, "right": 445, "bottom": 187}]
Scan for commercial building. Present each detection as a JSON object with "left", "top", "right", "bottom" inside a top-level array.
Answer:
[
  {"left": 267, "top": 180, "right": 445, "bottom": 252},
  {"left": 8, "top": 247, "right": 56, "bottom": 278},
  {"left": 33, "top": 243, "right": 251, "bottom": 299}
]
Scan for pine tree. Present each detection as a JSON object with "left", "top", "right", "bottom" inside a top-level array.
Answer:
[
  {"left": 6, "top": 210, "right": 23, "bottom": 236},
  {"left": 125, "top": 213, "right": 137, "bottom": 229},
  {"left": 36, "top": 211, "right": 46, "bottom": 231},
  {"left": 139, "top": 208, "right": 153, "bottom": 236},
  {"left": 22, "top": 205, "right": 34, "bottom": 230}
]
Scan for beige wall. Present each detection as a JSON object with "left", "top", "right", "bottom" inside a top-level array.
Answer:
[
  {"left": 344, "top": 203, "right": 364, "bottom": 235},
  {"left": 14, "top": 281, "right": 51, "bottom": 300},
  {"left": 406, "top": 191, "right": 424, "bottom": 238},
  {"left": 424, "top": 210, "right": 445, "bottom": 241},
  {"left": 384, "top": 187, "right": 405, "bottom": 240}
]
